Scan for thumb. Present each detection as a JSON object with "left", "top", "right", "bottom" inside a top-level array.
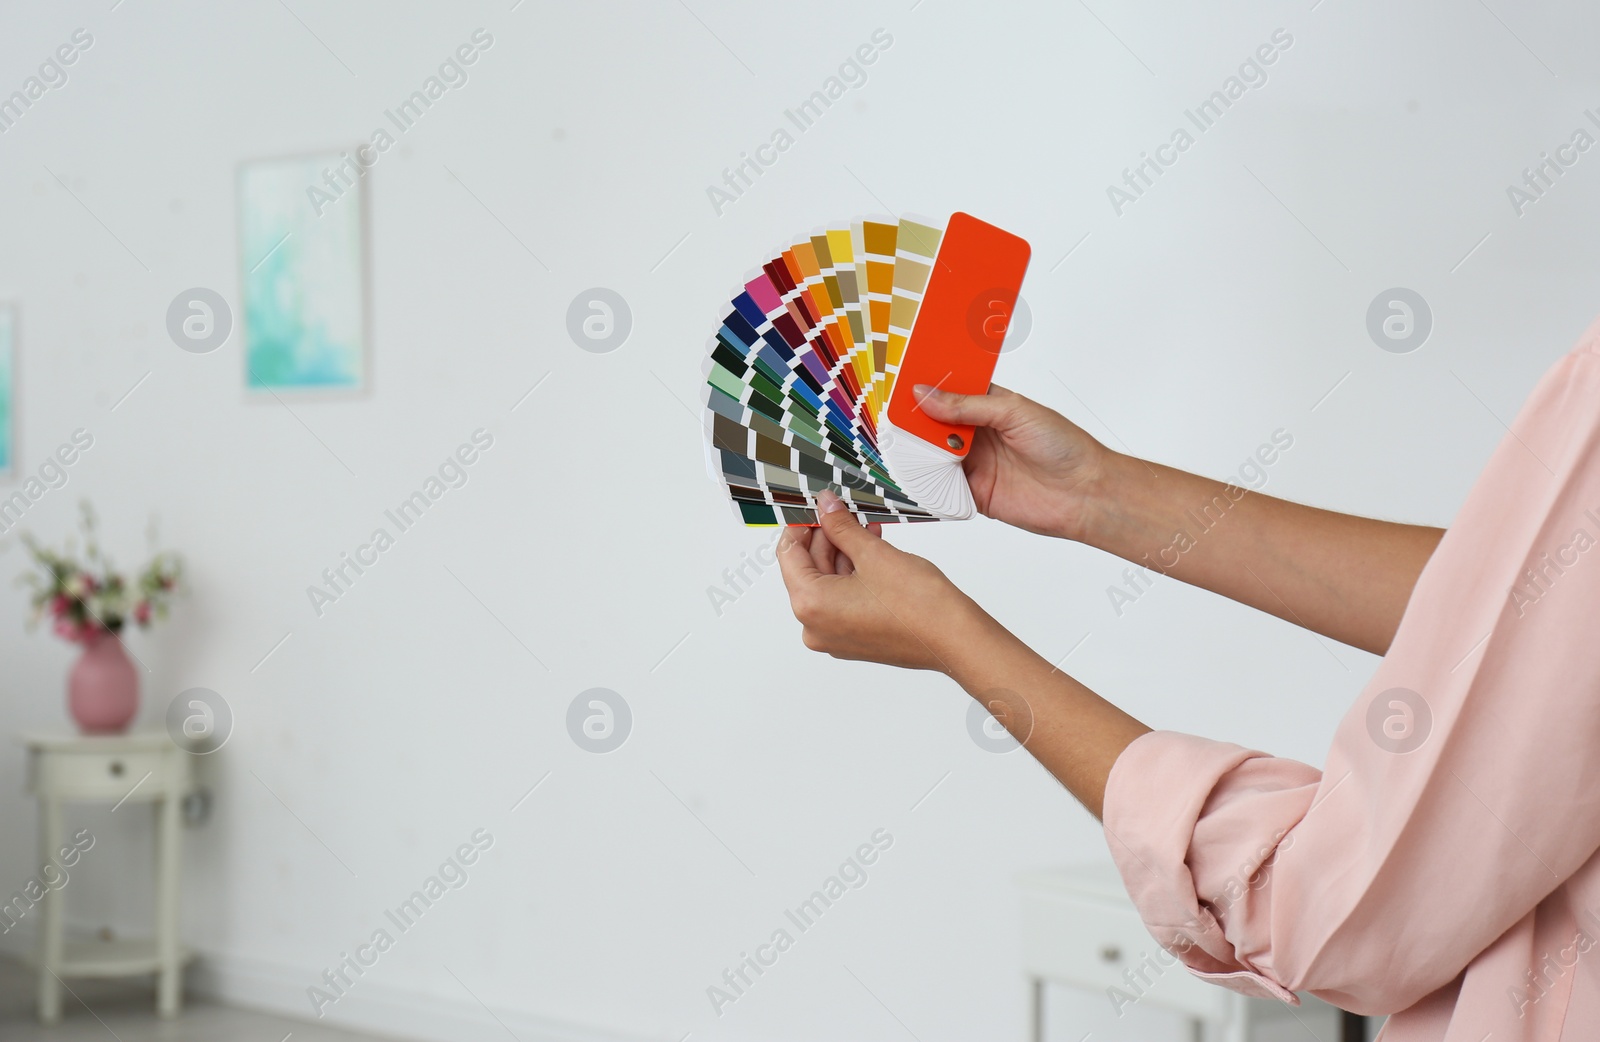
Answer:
[
  {"left": 914, "top": 383, "right": 1023, "bottom": 430},
  {"left": 816, "top": 491, "right": 884, "bottom": 561}
]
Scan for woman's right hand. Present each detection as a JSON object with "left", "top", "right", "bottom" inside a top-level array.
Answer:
[{"left": 913, "top": 383, "right": 1111, "bottom": 542}]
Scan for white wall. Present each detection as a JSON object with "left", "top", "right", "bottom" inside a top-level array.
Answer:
[{"left": 0, "top": 0, "right": 1596, "bottom": 1039}]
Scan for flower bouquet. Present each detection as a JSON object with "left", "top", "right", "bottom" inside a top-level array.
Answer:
[{"left": 19, "top": 502, "right": 183, "bottom": 732}]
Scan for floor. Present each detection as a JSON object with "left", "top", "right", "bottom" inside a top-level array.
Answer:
[
  {"left": 0, "top": 955, "right": 395, "bottom": 1042},
  {"left": 0, "top": 952, "right": 1373, "bottom": 1042}
]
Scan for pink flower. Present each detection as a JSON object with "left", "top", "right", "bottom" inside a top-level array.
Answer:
[
  {"left": 53, "top": 618, "right": 76, "bottom": 641},
  {"left": 134, "top": 601, "right": 151, "bottom": 625},
  {"left": 50, "top": 594, "right": 69, "bottom": 617}
]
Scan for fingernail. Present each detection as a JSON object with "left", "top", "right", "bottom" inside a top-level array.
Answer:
[
  {"left": 819, "top": 490, "right": 846, "bottom": 514},
  {"left": 913, "top": 383, "right": 936, "bottom": 400}
]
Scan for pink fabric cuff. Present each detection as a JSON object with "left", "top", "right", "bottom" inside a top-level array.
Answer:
[{"left": 1103, "top": 729, "right": 1300, "bottom": 1005}]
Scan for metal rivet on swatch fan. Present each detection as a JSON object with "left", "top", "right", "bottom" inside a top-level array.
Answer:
[{"left": 946, "top": 433, "right": 964, "bottom": 450}]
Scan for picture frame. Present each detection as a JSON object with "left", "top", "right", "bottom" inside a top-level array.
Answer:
[
  {"left": 237, "top": 151, "right": 371, "bottom": 395},
  {"left": 0, "top": 302, "right": 16, "bottom": 477}
]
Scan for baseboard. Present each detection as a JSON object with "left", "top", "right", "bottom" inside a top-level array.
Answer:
[{"left": 191, "top": 950, "right": 653, "bottom": 1042}]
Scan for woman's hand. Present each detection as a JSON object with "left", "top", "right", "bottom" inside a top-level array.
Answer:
[
  {"left": 914, "top": 383, "right": 1110, "bottom": 541},
  {"left": 776, "top": 491, "right": 983, "bottom": 672},
  {"left": 778, "top": 494, "right": 1152, "bottom": 819}
]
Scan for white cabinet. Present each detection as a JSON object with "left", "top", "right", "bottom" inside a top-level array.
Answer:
[
  {"left": 20, "top": 732, "right": 192, "bottom": 1023},
  {"left": 1019, "top": 864, "right": 1364, "bottom": 1042}
]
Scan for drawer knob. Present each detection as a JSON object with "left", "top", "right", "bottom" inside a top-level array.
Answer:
[
  {"left": 108, "top": 760, "right": 125, "bottom": 777},
  {"left": 1099, "top": 945, "right": 1122, "bottom": 964}
]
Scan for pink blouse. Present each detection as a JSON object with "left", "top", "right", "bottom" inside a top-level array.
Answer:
[{"left": 1104, "top": 323, "right": 1600, "bottom": 1040}]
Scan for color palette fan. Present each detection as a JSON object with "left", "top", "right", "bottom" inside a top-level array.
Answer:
[{"left": 702, "top": 212, "right": 1031, "bottom": 527}]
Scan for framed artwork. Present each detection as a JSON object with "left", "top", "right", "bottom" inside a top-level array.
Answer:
[
  {"left": 238, "top": 153, "right": 368, "bottom": 393},
  {"left": 0, "top": 304, "right": 14, "bottom": 475}
]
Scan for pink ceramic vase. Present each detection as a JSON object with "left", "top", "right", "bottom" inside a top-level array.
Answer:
[{"left": 67, "top": 632, "right": 139, "bottom": 734}]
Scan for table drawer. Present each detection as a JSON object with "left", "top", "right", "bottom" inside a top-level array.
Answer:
[
  {"left": 1019, "top": 890, "right": 1231, "bottom": 1021},
  {"left": 30, "top": 748, "right": 180, "bottom": 802}
]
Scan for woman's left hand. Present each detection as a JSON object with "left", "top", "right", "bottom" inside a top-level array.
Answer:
[{"left": 776, "top": 491, "right": 981, "bottom": 672}]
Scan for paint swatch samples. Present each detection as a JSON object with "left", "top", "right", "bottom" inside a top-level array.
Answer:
[{"left": 702, "top": 212, "right": 1031, "bottom": 526}]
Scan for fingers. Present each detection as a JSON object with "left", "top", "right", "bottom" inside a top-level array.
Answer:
[
  {"left": 808, "top": 520, "right": 838, "bottom": 575},
  {"left": 913, "top": 383, "right": 1024, "bottom": 430},
  {"left": 816, "top": 516, "right": 884, "bottom": 576},
  {"left": 780, "top": 495, "right": 887, "bottom": 620},
  {"left": 815, "top": 491, "right": 884, "bottom": 563},
  {"left": 776, "top": 524, "right": 822, "bottom": 593}
]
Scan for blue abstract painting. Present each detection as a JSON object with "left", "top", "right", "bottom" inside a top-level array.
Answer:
[
  {"left": 0, "top": 305, "right": 14, "bottom": 474},
  {"left": 239, "top": 155, "right": 366, "bottom": 391}
]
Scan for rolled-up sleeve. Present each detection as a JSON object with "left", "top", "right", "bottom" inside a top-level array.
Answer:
[{"left": 1103, "top": 336, "right": 1600, "bottom": 1016}]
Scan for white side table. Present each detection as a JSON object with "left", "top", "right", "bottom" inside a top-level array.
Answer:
[
  {"left": 1019, "top": 864, "right": 1362, "bottom": 1042},
  {"left": 21, "top": 732, "right": 191, "bottom": 1023}
]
